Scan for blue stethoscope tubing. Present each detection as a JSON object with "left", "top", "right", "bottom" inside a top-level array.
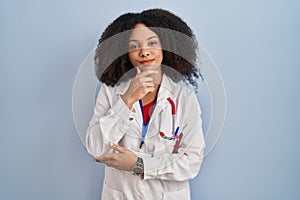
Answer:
[{"left": 138, "top": 99, "right": 156, "bottom": 148}]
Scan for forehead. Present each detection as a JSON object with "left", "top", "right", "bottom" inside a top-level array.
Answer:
[{"left": 129, "top": 24, "right": 159, "bottom": 40}]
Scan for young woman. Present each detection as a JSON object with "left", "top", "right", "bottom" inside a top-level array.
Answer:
[{"left": 86, "top": 8, "right": 206, "bottom": 200}]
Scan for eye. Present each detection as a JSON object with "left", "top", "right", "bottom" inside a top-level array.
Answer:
[
  {"left": 128, "top": 43, "right": 139, "bottom": 50},
  {"left": 148, "top": 40, "right": 159, "bottom": 47}
]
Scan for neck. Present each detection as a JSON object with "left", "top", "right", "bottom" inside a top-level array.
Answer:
[{"left": 141, "top": 84, "right": 160, "bottom": 105}]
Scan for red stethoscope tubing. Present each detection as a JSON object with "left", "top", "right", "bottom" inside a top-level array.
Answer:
[
  {"left": 167, "top": 97, "right": 176, "bottom": 115},
  {"left": 167, "top": 97, "right": 175, "bottom": 134},
  {"left": 160, "top": 97, "right": 180, "bottom": 140}
]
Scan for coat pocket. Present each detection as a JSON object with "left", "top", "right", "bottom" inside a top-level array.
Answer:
[
  {"left": 163, "top": 185, "right": 190, "bottom": 200},
  {"left": 101, "top": 182, "right": 124, "bottom": 200}
]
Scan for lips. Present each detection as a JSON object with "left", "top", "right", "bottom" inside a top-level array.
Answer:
[{"left": 140, "top": 59, "right": 154, "bottom": 65}]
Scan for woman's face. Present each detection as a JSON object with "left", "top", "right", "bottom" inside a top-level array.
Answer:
[{"left": 128, "top": 23, "right": 163, "bottom": 69}]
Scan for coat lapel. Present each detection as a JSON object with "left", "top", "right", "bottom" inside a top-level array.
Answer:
[{"left": 151, "top": 74, "right": 176, "bottom": 120}]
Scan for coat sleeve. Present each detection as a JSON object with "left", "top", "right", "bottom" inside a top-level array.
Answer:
[
  {"left": 142, "top": 91, "right": 206, "bottom": 181},
  {"left": 85, "top": 84, "right": 132, "bottom": 157}
]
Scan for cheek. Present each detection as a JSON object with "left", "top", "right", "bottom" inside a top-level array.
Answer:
[
  {"left": 157, "top": 50, "right": 163, "bottom": 62},
  {"left": 128, "top": 52, "right": 137, "bottom": 65}
]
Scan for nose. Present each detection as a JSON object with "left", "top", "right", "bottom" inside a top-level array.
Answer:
[{"left": 139, "top": 48, "right": 150, "bottom": 57}]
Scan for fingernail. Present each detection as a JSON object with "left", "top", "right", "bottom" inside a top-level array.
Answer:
[{"left": 109, "top": 142, "right": 114, "bottom": 147}]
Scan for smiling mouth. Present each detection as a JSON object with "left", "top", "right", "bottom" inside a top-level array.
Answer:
[{"left": 140, "top": 59, "right": 154, "bottom": 65}]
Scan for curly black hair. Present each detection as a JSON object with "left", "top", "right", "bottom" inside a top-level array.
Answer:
[{"left": 94, "top": 8, "right": 200, "bottom": 87}]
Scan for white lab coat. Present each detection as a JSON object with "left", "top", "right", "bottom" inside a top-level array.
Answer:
[{"left": 86, "top": 74, "right": 206, "bottom": 200}]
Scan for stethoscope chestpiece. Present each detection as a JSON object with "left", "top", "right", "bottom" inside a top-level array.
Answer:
[{"left": 159, "top": 132, "right": 175, "bottom": 140}]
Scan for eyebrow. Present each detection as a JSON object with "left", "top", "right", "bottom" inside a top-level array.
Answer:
[{"left": 128, "top": 35, "right": 159, "bottom": 43}]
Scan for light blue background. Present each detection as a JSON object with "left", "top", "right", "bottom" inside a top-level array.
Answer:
[{"left": 1, "top": 0, "right": 299, "bottom": 199}]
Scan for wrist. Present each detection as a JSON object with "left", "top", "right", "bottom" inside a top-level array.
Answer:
[
  {"left": 121, "top": 94, "right": 134, "bottom": 109},
  {"left": 132, "top": 157, "right": 144, "bottom": 177}
]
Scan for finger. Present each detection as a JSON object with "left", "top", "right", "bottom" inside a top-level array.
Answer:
[
  {"left": 94, "top": 155, "right": 104, "bottom": 162},
  {"left": 103, "top": 160, "right": 120, "bottom": 169},
  {"left": 136, "top": 67, "right": 141, "bottom": 74},
  {"left": 145, "top": 87, "right": 155, "bottom": 93},
  {"left": 139, "top": 76, "right": 154, "bottom": 83},
  {"left": 110, "top": 143, "right": 126, "bottom": 153},
  {"left": 94, "top": 154, "right": 113, "bottom": 162},
  {"left": 142, "top": 82, "right": 155, "bottom": 87},
  {"left": 139, "top": 70, "right": 158, "bottom": 77},
  {"left": 102, "top": 160, "right": 113, "bottom": 167},
  {"left": 138, "top": 65, "right": 159, "bottom": 71}
]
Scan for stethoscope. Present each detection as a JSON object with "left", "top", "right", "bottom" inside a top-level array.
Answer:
[{"left": 138, "top": 97, "right": 180, "bottom": 149}]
